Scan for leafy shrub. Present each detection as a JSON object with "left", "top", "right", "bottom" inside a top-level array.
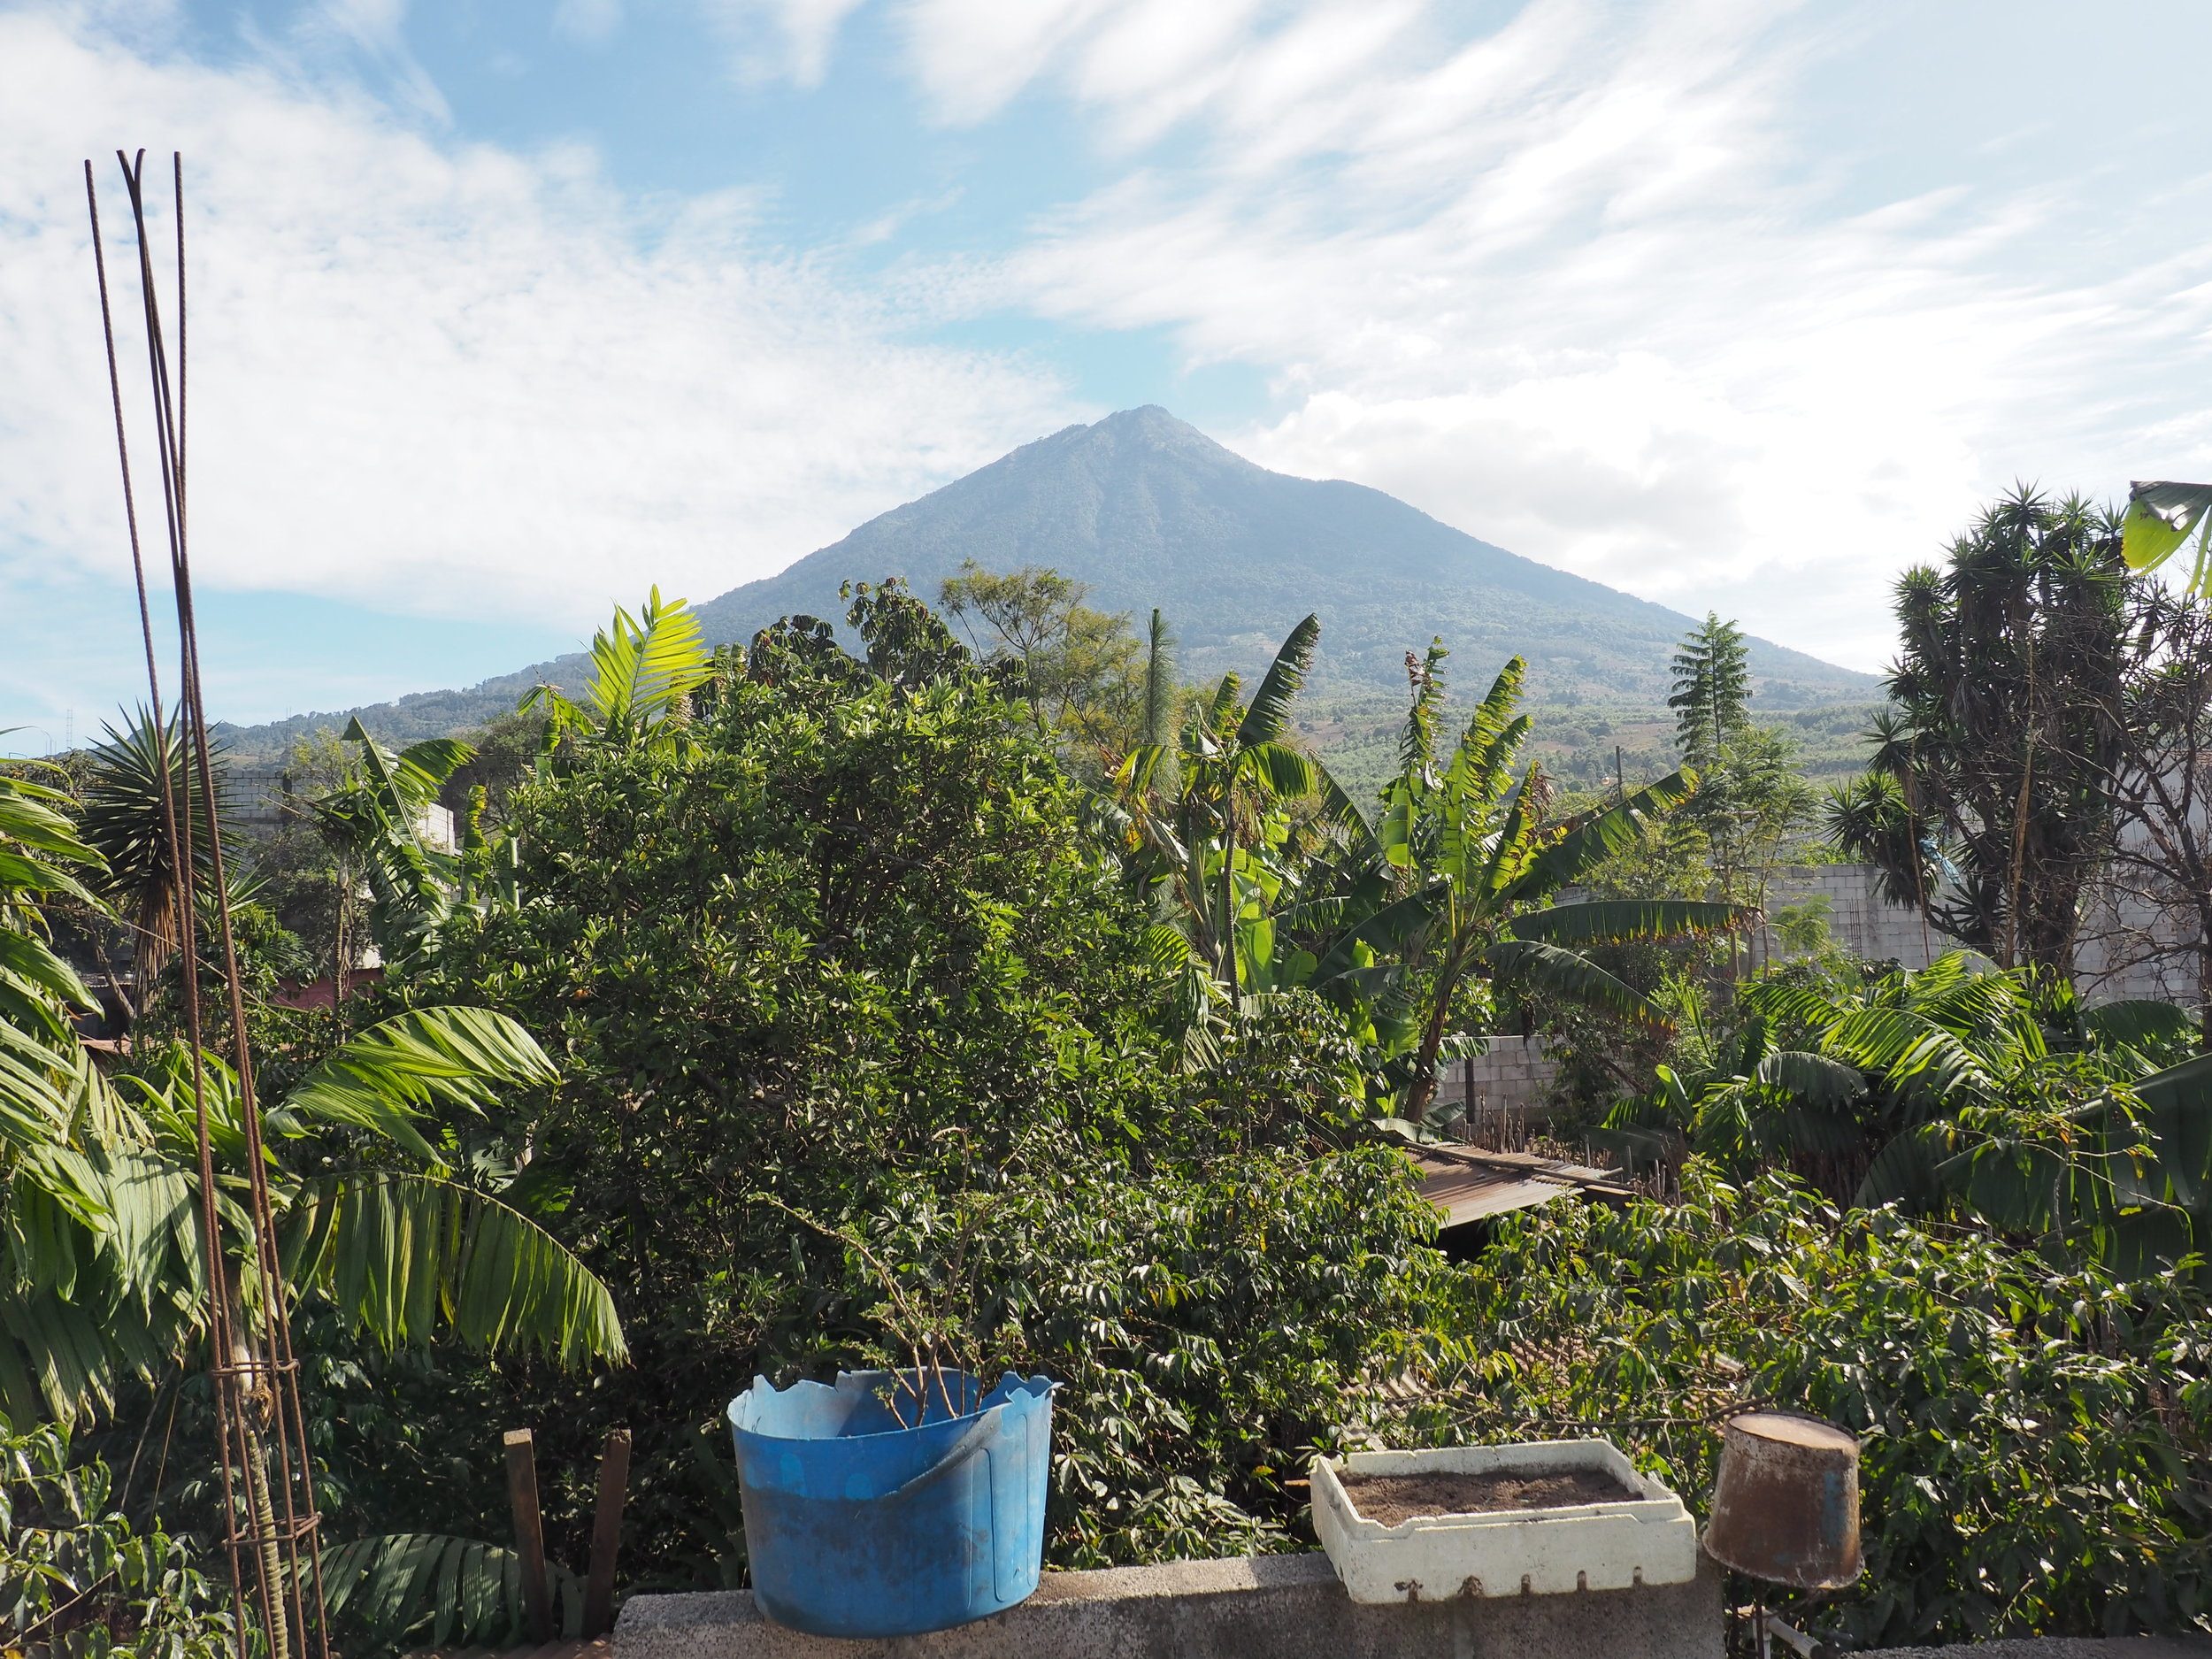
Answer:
[
  {"left": 0, "top": 1421, "right": 234, "bottom": 1659},
  {"left": 398, "top": 661, "right": 1458, "bottom": 1580},
  {"left": 1443, "top": 1168, "right": 2212, "bottom": 1646}
]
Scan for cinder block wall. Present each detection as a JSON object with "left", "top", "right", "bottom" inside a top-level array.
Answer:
[
  {"left": 616, "top": 1551, "right": 1726, "bottom": 1659},
  {"left": 1427, "top": 863, "right": 2201, "bottom": 1127}
]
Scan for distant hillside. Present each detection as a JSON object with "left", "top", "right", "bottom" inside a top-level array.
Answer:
[{"left": 219, "top": 406, "right": 1877, "bottom": 758}]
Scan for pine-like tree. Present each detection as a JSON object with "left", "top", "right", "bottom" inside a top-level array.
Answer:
[{"left": 1668, "top": 611, "right": 1752, "bottom": 769}]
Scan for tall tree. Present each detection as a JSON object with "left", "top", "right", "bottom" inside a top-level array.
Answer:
[
  {"left": 940, "top": 561, "right": 1143, "bottom": 762},
  {"left": 1831, "top": 488, "right": 2127, "bottom": 973},
  {"left": 2072, "top": 585, "right": 2212, "bottom": 1042},
  {"left": 1313, "top": 648, "right": 1744, "bottom": 1121},
  {"left": 1668, "top": 612, "right": 1752, "bottom": 770}
]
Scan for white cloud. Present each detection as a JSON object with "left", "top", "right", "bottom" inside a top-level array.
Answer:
[
  {"left": 697, "top": 0, "right": 869, "bottom": 86},
  {"left": 0, "top": 8, "right": 1074, "bottom": 636},
  {"left": 553, "top": 0, "right": 624, "bottom": 47},
  {"left": 932, "top": 0, "right": 2212, "bottom": 670}
]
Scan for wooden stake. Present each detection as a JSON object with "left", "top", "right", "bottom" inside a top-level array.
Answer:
[
  {"left": 504, "top": 1428, "right": 553, "bottom": 1643},
  {"left": 582, "top": 1429, "right": 632, "bottom": 1637}
]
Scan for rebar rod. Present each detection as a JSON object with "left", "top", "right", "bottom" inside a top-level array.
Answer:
[{"left": 92, "top": 147, "right": 332, "bottom": 1659}]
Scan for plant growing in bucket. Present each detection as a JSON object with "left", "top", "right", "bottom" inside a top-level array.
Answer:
[{"left": 727, "top": 1195, "right": 1055, "bottom": 1639}]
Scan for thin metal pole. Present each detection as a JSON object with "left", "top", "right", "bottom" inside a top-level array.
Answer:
[
  {"left": 86, "top": 156, "right": 252, "bottom": 1659},
  {"left": 100, "top": 147, "right": 331, "bottom": 1659}
]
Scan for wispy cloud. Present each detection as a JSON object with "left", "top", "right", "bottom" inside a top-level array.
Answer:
[
  {"left": 0, "top": 7, "right": 1074, "bottom": 637},
  {"left": 697, "top": 0, "right": 870, "bottom": 87},
  {"left": 893, "top": 0, "right": 2212, "bottom": 668}
]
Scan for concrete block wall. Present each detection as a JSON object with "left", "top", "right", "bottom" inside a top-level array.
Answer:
[
  {"left": 616, "top": 1550, "right": 1726, "bottom": 1659},
  {"left": 1758, "top": 864, "right": 1939, "bottom": 970}
]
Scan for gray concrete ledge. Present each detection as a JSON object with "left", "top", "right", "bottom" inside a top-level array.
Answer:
[
  {"left": 1864, "top": 1642, "right": 2212, "bottom": 1658},
  {"left": 616, "top": 1549, "right": 1724, "bottom": 1658}
]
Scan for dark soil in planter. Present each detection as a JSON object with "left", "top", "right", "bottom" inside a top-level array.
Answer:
[{"left": 1340, "top": 1466, "right": 1638, "bottom": 1525}]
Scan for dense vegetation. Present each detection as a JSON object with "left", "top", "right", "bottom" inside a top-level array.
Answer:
[{"left": 12, "top": 491, "right": 2212, "bottom": 1654}]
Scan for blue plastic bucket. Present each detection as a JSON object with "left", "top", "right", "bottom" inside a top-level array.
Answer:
[{"left": 726, "top": 1368, "right": 1054, "bottom": 1638}]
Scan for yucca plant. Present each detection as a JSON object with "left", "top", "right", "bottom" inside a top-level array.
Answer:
[{"left": 75, "top": 710, "right": 229, "bottom": 993}]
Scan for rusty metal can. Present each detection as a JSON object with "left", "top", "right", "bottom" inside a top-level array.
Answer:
[{"left": 1702, "top": 1410, "right": 1862, "bottom": 1589}]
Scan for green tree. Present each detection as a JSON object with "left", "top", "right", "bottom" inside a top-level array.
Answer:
[
  {"left": 1667, "top": 611, "right": 1751, "bottom": 769},
  {"left": 403, "top": 595, "right": 1457, "bottom": 1579},
  {"left": 1832, "top": 488, "right": 2128, "bottom": 972},
  {"left": 939, "top": 561, "right": 1144, "bottom": 763}
]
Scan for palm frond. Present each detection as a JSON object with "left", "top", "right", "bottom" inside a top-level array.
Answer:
[
  {"left": 284, "top": 1171, "right": 626, "bottom": 1366},
  {"left": 587, "top": 588, "right": 713, "bottom": 735},
  {"left": 1510, "top": 899, "right": 1746, "bottom": 947},
  {"left": 323, "top": 1532, "right": 584, "bottom": 1656},
  {"left": 1235, "top": 614, "right": 1321, "bottom": 749},
  {"left": 280, "top": 1008, "right": 558, "bottom": 1167},
  {"left": 1480, "top": 938, "right": 1670, "bottom": 1031}
]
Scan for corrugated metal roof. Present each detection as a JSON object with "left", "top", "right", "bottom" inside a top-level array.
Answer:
[{"left": 1409, "top": 1144, "right": 1632, "bottom": 1229}]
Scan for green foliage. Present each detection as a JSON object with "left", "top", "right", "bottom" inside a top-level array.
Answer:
[
  {"left": 308, "top": 721, "right": 479, "bottom": 969},
  {"left": 1311, "top": 646, "right": 1741, "bottom": 1119},
  {"left": 1453, "top": 1168, "right": 2212, "bottom": 1646},
  {"left": 1668, "top": 611, "right": 1751, "bottom": 769},
  {"left": 321, "top": 1531, "right": 584, "bottom": 1655},
  {"left": 76, "top": 713, "right": 227, "bottom": 991},
  {"left": 0, "top": 1418, "right": 235, "bottom": 1659},
  {"left": 1835, "top": 488, "right": 2129, "bottom": 971},
  {"left": 402, "top": 620, "right": 1456, "bottom": 1581},
  {"left": 0, "top": 994, "right": 623, "bottom": 1425},
  {"left": 1107, "top": 611, "right": 1356, "bottom": 1002},
  {"left": 1601, "top": 954, "right": 2212, "bottom": 1273}
]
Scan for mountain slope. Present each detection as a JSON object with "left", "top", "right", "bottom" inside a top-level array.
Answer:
[
  {"left": 694, "top": 406, "right": 1864, "bottom": 704},
  {"left": 219, "top": 406, "right": 1874, "bottom": 757}
]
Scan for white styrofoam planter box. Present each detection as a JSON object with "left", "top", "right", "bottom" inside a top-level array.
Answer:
[{"left": 1311, "top": 1440, "right": 1698, "bottom": 1603}]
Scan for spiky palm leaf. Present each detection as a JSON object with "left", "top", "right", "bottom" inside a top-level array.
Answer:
[
  {"left": 585, "top": 587, "right": 713, "bottom": 738},
  {"left": 323, "top": 1532, "right": 584, "bottom": 1655},
  {"left": 76, "top": 710, "right": 226, "bottom": 982},
  {"left": 279, "top": 1008, "right": 560, "bottom": 1166}
]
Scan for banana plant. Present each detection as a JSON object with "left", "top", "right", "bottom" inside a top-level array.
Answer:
[
  {"left": 1311, "top": 648, "right": 1744, "bottom": 1121},
  {"left": 522, "top": 587, "right": 714, "bottom": 753},
  {"left": 1109, "top": 613, "right": 1362, "bottom": 998},
  {"left": 0, "top": 1001, "right": 626, "bottom": 1425},
  {"left": 1, "top": 767, "right": 625, "bottom": 1422},
  {"left": 310, "top": 720, "right": 479, "bottom": 970},
  {"left": 2123, "top": 480, "right": 2212, "bottom": 593}
]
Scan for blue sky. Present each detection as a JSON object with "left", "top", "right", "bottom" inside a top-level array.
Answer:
[{"left": 5, "top": 0, "right": 2212, "bottom": 746}]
